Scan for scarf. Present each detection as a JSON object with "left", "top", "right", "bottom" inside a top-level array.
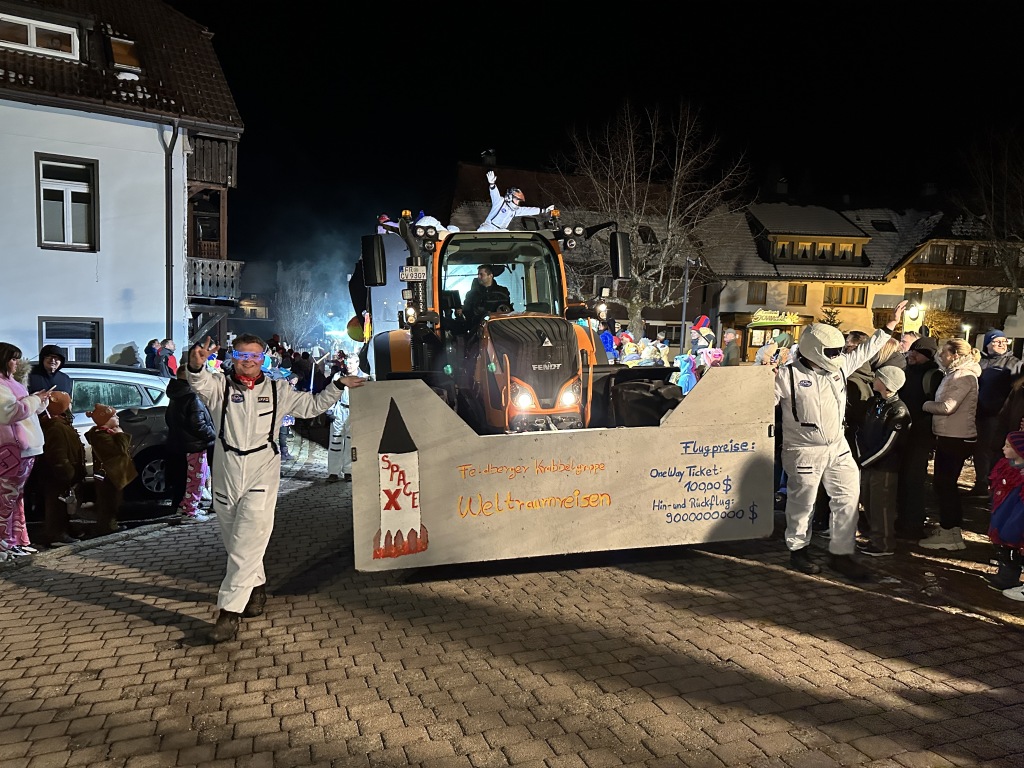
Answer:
[{"left": 235, "top": 373, "right": 262, "bottom": 391}]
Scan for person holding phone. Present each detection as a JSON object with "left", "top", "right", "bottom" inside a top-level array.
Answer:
[{"left": 0, "top": 342, "right": 51, "bottom": 560}]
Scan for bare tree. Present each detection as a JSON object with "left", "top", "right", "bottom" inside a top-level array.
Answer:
[
  {"left": 555, "top": 101, "right": 749, "bottom": 337},
  {"left": 962, "top": 128, "right": 1024, "bottom": 308},
  {"left": 272, "top": 262, "right": 330, "bottom": 349}
]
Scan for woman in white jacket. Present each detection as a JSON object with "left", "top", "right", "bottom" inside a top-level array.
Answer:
[
  {"left": 919, "top": 338, "right": 981, "bottom": 551},
  {"left": 0, "top": 342, "right": 50, "bottom": 559}
]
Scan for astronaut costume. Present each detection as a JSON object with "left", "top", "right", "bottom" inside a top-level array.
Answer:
[
  {"left": 478, "top": 170, "right": 553, "bottom": 231},
  {"left": 188, "top": 366, "right": 343, "bottom": 614},
  {"left": 774, "top": 321, "right": 899, "bottom": 571}
]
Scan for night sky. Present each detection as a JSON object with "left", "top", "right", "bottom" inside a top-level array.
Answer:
[{"left": 164, "top": 2, "right": 1021, "bottom": 272}]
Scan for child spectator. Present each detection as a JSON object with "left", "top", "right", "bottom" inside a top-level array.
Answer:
[
  {"left": 35, "top": 391, "right": 85, "bottom": 546},
  {"left": 84, "top": 404, "right": 137, "bottom": 534},
  {"left": 987, "top": 430, "right": 1024, "bottom": 598},
  {"left": 855, "top": 365, "right": 912, "bottom": 556},
  {"left": 164, "top": 365, "right": 216, "bottom": 521}
]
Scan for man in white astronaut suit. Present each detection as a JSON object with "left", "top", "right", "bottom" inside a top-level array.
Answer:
[
  {"left": 188, "top": 335, "right": 366, "bottom": 643},
  {"left": 775, "top": 300, "right": 907, "bottom": 581},
  {"left": 326, "top": 354, "right": 363, "bottom": 483},
  {"left": 478, "top": 169, "right": 555, "bottom": 231}
]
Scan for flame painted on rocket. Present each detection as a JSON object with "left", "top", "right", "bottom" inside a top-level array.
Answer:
[{"left": 374, "top": 399, "right": 428, "bottom": 559}]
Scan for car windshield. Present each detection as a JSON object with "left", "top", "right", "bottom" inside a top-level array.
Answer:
[{"left": 439, "top": 232, "right": 562, "bottom": 315}]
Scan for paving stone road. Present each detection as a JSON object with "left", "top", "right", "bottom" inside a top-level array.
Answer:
[{"left": 2, "top": 428, "right": 1024, "bottom": 767}]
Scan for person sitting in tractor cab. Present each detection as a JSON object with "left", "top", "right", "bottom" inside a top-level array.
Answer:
[{"left": 459, "top": 265, "right": 512, "bottom": 329}]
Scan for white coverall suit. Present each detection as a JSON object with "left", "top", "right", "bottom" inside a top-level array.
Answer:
[
  {"left": 188, "top": 368, "right": 343, "bottom": 613},
  {"left": 478, "top": 184, "right": 544, "bottom": 231},
  {"left": 774, "top": 328, "right": 892, "bottom": 555},
  {"left": 327, "top": 386, "right": 351, "bottom": 477}
]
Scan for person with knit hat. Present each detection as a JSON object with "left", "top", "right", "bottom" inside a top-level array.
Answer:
[
  {"left": 895, "top": 335, "right": 943, "bottom": 539},
  {"left": 972, "top": 329, "right": 1023, "bottom": 497},
  {"left": 84, "top": 403, "right": 137, "bottom": 535},
  {"left": 855, "top": 365, "right": 912, "bottom": 556},
  {"left": 988, "top": 431, "right": 1024, "bottom": 598},
  {"left": 32, "top": 391, "right": 85, "bottom": 546}
]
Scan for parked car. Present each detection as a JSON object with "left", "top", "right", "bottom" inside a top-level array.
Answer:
[{"left": 61, "top": 364, "right": 171, "bottom": 500}]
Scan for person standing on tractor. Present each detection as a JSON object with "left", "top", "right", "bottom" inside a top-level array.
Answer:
[{"left": 478, "top": 169, "right": 554, "bottom": 232}]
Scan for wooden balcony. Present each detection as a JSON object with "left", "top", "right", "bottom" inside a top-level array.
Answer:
[
  {"left": 187, "top": 257, "right": 244, "bottom": 303},
  {"left": 903, "top": 262, "right": 1015, "bottom": 287}
]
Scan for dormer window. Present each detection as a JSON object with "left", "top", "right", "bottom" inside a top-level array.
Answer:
[
  {"left": 774, "top": 241, "right": 792, "bottom": 259},
  {"left": 0, "top": 12, "right": 79, "bottom": 60},
  {"left": 110, "top": 37, "right": 141, "bottom": 72}
]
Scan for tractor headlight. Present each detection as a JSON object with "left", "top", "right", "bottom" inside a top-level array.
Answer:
[
  {"left": 414, "top": 225, "right": 426, "bottom": 237},
  {"left": 560, "top": 379, "right": 583, "bottom": 407},
  {"left": 510, "top": 381, "right": 536, "bottom": 409},
  {"left": 404, "top": 305, "right": 418, "bottom": 324}
]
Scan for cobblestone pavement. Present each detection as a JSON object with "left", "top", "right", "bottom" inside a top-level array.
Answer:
[{"left": 2, "top": 433, "right": 1024, "bottom": 768}]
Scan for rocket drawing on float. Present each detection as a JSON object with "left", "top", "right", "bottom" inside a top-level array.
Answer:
[{"left": 374, "top": 399, "right": 428, "bottom": 559}]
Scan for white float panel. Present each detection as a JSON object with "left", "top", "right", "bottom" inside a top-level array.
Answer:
[{"left": 350, "top": 365, "right": 775, "bottom": 571}]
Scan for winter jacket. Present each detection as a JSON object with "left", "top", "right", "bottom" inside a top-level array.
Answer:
[
  {"left": 157, "top": 348, "right": 176, "bottom": 378},
  {"left": 164, "top": 378, "right": 216, "bottom": 454},
  {"left": 856, "top": 393, "right": 912, "bottom": 472},
  {"left": 774, "top": 327, "right": 892, "bottom": 450},
  {"left": 84, "top": 427, "right": 138, "bottom": 489},
  {"left": 144, "top": 344, "right": 160, "bottom": 370},
  {"left": 27, "top": 344, "right": 73, "bottom": 395},
  {"left": 923, "top": 361, "right": 981, "bottom": 438},
  {"left": 722, "top": 340, "right": 740, "bottom": 366},
  {"left": 0, "top": 375, "right": 45, "bottom": 458},
  {"left": 462, "top": 280, "right": 512, "bottom": 326},
  {"left": 37, "top": 414, "right": 86, "bottom": 492},
  {"left": 901, "top": 359, "right": 942, "bottom": 437},
  {"left": 977, "top": 350, "right": 1023, "bottom": 418}
]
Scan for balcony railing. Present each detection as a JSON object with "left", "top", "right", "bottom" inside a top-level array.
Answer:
[
  {"left": 903, "top": 263, "right": 1014, "bottom": 287},
  {"left": 187, "top": 257, "right": 244, "bottom": 302}
]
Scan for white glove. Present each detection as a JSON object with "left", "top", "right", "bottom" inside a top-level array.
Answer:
[
  {"left": 543, "top": 205, "right": 555, "bottom": 213},
  {"left": 486, "top": 170, "right": 496, "bottom": 186}
]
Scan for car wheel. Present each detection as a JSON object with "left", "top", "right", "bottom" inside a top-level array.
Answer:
[{"left": 129, "top": 448, "right": 168, "bottom": 500}]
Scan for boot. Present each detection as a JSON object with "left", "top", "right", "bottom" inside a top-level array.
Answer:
[
  {"left": 828, "top": 553, "right": 871, "bottom": 582},
  {"left": 243, "top": 585, "right": 266, "bottom": 618},
  {"left": 988, "top": 547, "right": 1023, "bottom": 590},
  {"left": 208, "top": 610, "right": 241, "bottom": 643},
  {"left": 790, "top": 546, "right": 821, "bottom": 575}
]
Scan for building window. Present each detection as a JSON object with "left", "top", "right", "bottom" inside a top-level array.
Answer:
[
  {"left": 110, "top": 37, "right": 140, "bottom": 71},
  {"left": 816, "top": 242, "right": 834, "bottom": 259},
  {"left": 946, "top": 289, "right": 966, "bottom": 312},
  {"left": 925, "top": 244, "right": 948, "bottom": 264},
  {"left": 999, "top": 292, "right": 1018, "bottom": 315},
  {"left": 952, "top": 244, "right": 973, "bottom": 265},
  {"left": 797, "top": 242, "right": 812, "bottom": 259},
  {"left": 904, "top": 288, "right": 923, "bottom": 305},
  {"left": 787, "top": 283, "right": 807, "bottom": 306},
  {"left": 37, "top": 155, "right": 98, "bottom": 250},
  {"left": 0, "top": 12, "right": 78, "bottom": 60},
  {"left": 774, "top": 241, "right": 792, "bottom": 259},
  {"left": 39, "top": 317, "right": 101, "bottom": 363},
  {"left": 747, "top": 282, "right": 768, "bottom": 305},
  {"left": 823, "top": 285, "right": 868, "bottom": 307},
  {"left": 838, "top": 243, "right": 854, "bottom": 261}
]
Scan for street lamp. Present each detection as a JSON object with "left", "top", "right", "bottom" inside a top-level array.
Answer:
[
  {"left": 680, "top": 257, "right": 697, "bottom": 353},
  {"left": 962, "top": 322, "right": 972, "bottom": 342}
]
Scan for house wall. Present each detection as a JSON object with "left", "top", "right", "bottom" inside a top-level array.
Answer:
[{"left": 0, "top": 100, "right": 188, "bottom": 362}]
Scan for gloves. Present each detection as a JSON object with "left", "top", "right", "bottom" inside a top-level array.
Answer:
[
  {"left": 486, "top": 170, "right": 496, "bottom": 186},
  {"left": 543, "top": 205, "right": 555, "bottom": 214}
]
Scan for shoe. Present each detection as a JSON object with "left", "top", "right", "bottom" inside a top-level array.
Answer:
[
  {"left": 208, "top": 610, "right": 242, "bottom": 643},
  {"left": 918, "top": 526, "right": 966, "bottom": 551},
  {"left": 790, "top": 546, "right": 821, "bottom": 575},
  {"left": 243, "top": 585, "right": 266, "bottom": 618},
  {"left": 828, "top": 554, "right": 872, "bottom": 581},
  {"left": 1002, "top": 586, "right": 1024, "bottom": 602},
  {"left": 49, "top": 534, "right": 79, "bottom": 548},
  {"left": 15, "top": 544, "right": 39, "bottom": 554},
  {"left": 343, "top": 473, "right": 352, "bottom": 482},
  {"left": 857, "top": 543, "right": 894, "bottom": 557},
  {"left": 774, "top": 492, "right": 787, "bottom": 511},
  {"left": 201, "top": 487, "right": 212, "bottom": 502},
  {"left": 280, "top": 452, "right": 293, "bottom": 462},
  {"left": 326, "top": 474, "right": 340, "bottom": 484}
]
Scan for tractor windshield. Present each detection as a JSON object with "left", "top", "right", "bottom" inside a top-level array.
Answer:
[{"left": 437, "top": 232, "right": 563, "bottom": 317}]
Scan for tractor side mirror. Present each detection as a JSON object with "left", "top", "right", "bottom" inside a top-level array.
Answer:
[
  {"left": 609, "top": 232, "right": 631, "bottom": 279},
  {"left": 361, "top": 234, "right": 387, "bottom": 286}
]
